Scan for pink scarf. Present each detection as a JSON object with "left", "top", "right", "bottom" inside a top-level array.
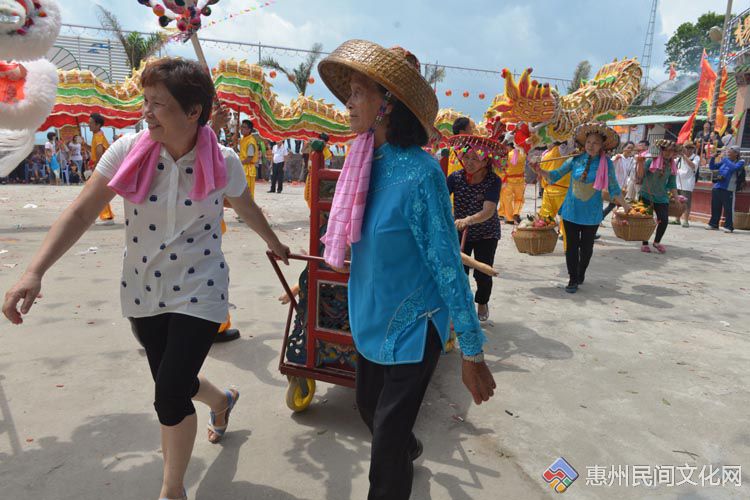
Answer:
[
  {"left": 649, "top": 154, "right": 677, "bottom": 175},
  {"left": 321, "top": 132, "right": 374, "bottom": 268},
  {"left": 592, "top": 153, "right": 609, "bottom": 191},
  {"left": 108, "top": 127, "right": 227, "bottom": 203}
]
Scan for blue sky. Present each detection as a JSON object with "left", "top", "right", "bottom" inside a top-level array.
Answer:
[{"left": 58, "top": 0, "right": 733, "bottom": 122}]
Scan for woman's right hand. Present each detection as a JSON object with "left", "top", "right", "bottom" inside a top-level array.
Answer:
[{"left": 3, "top": 272, "right": 43, "bottom": 325}]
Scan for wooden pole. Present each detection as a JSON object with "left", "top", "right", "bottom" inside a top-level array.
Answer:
[
  {"left": 709, "top": 0, "right": 734, "bottom": 126},
  {"left": 190, "top": 34, "right": 209, "bottom": 70}
]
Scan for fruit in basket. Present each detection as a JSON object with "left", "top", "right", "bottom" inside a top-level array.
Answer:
[{"left": 518, "top": 214, "right": 558, "bottom": 229}]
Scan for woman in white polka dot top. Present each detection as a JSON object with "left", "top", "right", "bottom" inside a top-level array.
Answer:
[{"left": 2, "top": 58, "right": 290, "bottom": 500}]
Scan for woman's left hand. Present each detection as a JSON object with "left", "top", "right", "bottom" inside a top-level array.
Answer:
[
  {"left": 268, "top": 239, "right": 291, "bottom": 265},
  {"left": 455, "top": 218, "right": 471, "bottom": 231},
  {"left": 462, "top": 360, "right": 496, "bottom": 405}
]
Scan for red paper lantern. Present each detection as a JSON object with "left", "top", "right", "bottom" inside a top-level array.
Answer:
[
  {"left": 287, "top": 74, "right": 295, "bottom": 82},
  {"left": 478, "top": 92, "right": 486, "bottom": 100},
  {"left": 463, "top": 91, "right": 470, "bottom": 98},
  {"left": 445, "top": 89, "right": 452, "bottom": 96},
  {"left": 269, "top": 70, "right": 277, "bottom": 79},
  {"left": 308, "top": 77, "right": 315, "bottom": 84}
]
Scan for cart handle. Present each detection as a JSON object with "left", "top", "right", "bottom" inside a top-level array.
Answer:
[{"left": 265, "top": 251, "right": 351, "bottom": 310}]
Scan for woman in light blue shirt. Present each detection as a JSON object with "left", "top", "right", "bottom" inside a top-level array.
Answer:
[
  {"left": 537, "top": 123, "right": 630, "bottom": 293},
  {"left": 319, "top": 40, "right": 496, "bottom": 499}
]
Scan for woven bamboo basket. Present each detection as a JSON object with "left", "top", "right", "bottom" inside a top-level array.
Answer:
[
  {"left": 668, "top": 199, "right": 684, "bottom": 218},
  {"left": 735, "top": 212, "right": 750, "bottom": 230},
  {"left": 512, "top": 226, "right": 558, "bottom": 255},
  {"left": 612, "top": 212, "right": 657, "bottom": 241}
]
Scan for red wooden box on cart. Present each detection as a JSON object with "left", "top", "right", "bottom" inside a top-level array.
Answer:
[{"left": 267, "top": 150, "right": 355, "bottom": 412}]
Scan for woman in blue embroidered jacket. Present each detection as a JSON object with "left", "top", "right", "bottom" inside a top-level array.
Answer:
[
  {"left": 318, "top": 40, "right": 496, "bottom": 500},
  {"left": 537, "top": 123, "right": 630, "bottom": 293}
]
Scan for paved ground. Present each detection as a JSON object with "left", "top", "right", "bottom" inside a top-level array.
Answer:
[{"left": 0, "top": 182, "right": 748, "bottom": 500}]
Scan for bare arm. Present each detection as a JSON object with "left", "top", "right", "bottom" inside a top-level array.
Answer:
[
  {"left": 3, "top": 172, "right": 116, "bottom": 324},
  {"left": 612, "top": 194, "right": 631, "bottom": 213},
  {"left": 226, "top": 188, "right": 290, "bottom": 264},
  {"left": 681, "top": 154, "right": 697, "bottom": 171},
  {"left": 456, "top": 201, "right": 498, "bottom": 230}
]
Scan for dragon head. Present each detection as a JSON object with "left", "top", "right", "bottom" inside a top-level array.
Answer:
[{"left": 488, "top": 68, "right": 557, "bottom": 125}]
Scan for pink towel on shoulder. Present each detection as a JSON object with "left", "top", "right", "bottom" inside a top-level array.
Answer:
[
  {"left": 649, "top": 155, "right": 677, "bottom": 175},
  {"left": 108, "top": 126, "right": 227, "bottom": 203},
  {"left": 321, "top": 132, "right": 374, "bottom": 268},
  {"left": 593, "top": 153, "right": 609, "bottom": 191}
]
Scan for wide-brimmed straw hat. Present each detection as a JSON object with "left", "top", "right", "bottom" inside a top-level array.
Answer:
[
  {"left": 447, "top": 134, "right": 507, "bottom": 170},
  {"left": 318, "top": 39, "right": 439, "bottom": 137},
  {"left": 655, "top": 139, "right": 677, "bottom": 150},
  {"left": 574, "top": 122, "right": 620, "bottom": 151}
]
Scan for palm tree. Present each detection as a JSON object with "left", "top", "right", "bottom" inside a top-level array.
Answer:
[
  {"left": 567, "top": 60, "right": 592, "bottom": 94},
  {"left": 260, "top": 43, "right": 324, "bottom": 96},
  {"left": 424, "top": 64, "right": 446, "bottom": 87},
  {"left": 97, "top": 6, "right": 168, "bottom": 73}
]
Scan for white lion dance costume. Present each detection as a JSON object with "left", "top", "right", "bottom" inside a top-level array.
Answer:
[{"left": 0, "top": 0, "right": 61, "bottom": 176}]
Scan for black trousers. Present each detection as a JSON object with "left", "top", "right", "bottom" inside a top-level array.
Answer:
[
  {"left": 129, "top": 313, "right": 220, "bottom": 426},
  {"left": 356, "top": 323, "right": 442, "bottom": 500},
  {"left": 270, "top": 161, "right": 285, "bottom": 192},
  {"left": 460, "top": 235, "right": 498, "bottom": 304},
  {"left": 642, "top": 201, "right": 668, "bottom": 244},
  {"left": 562, "top": 219, "right": 597, "bottom": 281},
  {"left": 709, "top": 188, "right": 734, "bottom": 230}
]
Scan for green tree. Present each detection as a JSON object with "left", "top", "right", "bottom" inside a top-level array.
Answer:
[
  {"left": 567, "top": 60, "right": 591, "bottom": 94},
  {"left": 424, "top": 64, "right": 446, "bottom": 86},
  {"left": 97, "top": 6, "right": 168, "bottom": 72},
  {"left": 260, "top": 43, "right": 324, "bottom": 96},
  {"left": 664, "top": 12, "right": 724, "bottom": 74}
]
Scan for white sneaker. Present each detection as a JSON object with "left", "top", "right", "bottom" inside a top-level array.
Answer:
[
  {"left": 722, "top": 227, "right": 734, "bottom": 233},
  {"left": 705, "top": 225, "right": 719, "bottom": 230},
  {"left": 96, "top": 219, "right": 115, "bottom": 226}
]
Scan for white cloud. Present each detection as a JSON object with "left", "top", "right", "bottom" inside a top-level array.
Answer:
[{"left": 658, "top": 0, "right": 729, "bottom": 36}]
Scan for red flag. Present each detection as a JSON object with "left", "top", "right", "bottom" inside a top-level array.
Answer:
[
  {"left": 677, "top": 50, "right": 717, "bottom": 143},
  {"left": 677, "top": 112, "right": 697, "bottom": 144},
  {"left": 715, "top": 66, "right": 729, "bottom": 134},
  {"left": 669, "top": 63, "right": 676, "bottom": 81},
  {"left": 696, "top": 50, "right": 717, "bottom": 102}
]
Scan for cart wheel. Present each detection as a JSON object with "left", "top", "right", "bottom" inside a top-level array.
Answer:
[{"left": 286, "top": 376, "right": 316, "bottom": 412}]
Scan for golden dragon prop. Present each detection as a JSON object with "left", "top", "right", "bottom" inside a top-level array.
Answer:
[{"left": 486, "top": 58, "right": 642, "bottom": 144}]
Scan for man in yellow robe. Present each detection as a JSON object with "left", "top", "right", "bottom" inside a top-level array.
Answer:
[
  {"left": 238, "top": 119, "right": 259, "bottom": 199},
  {"left": 89, "top": 113, "right": 115, "bottom": 224},
  {"left": 499, "top": 145, "right": 526, "bottom": 223},
  {"left": 538, "top": 142, "right": 571, "bottom": 244}
]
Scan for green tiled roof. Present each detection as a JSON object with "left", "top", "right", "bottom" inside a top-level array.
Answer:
[{"left": 626, "top": 74, "right": 737, "bottom": 117}]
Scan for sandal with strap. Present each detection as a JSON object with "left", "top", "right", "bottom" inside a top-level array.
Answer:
[
  {"left": 640, "top": 244, "right": 651, "bottom": 253},
  {"left": 653, "top": 243, "right": 666, "bottom": 254},
  {"left": 208, "top": 388, "right": 239, "bottom": 444}
]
